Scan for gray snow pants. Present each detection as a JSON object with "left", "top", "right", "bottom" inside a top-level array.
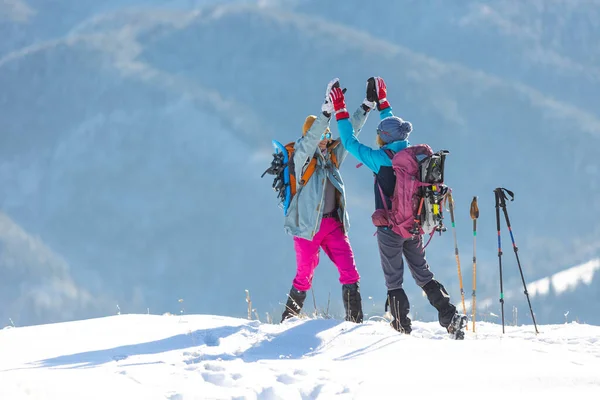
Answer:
[{"left": 376, "top": 227, "right": 434, "bottom": 290}]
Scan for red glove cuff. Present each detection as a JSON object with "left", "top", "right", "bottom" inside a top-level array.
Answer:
[
  {"left": 335, "top": 109, "right": 350, "bottom": 120},
  {"left": 377, "top": 98, "right": 390, "bottom": 111}
]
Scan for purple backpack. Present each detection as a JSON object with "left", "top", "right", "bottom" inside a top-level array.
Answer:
[{"left": 373, "top": 144, "right": 449, "bottom": 238}]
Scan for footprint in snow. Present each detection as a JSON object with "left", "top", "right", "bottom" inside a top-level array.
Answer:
[
  {"left": 276, "top": 373, "right": 297, "bottom": 384},
  {"left": 203, "top": 362, "right": 226, "bottom": 372},
  {"left": 201, "top": 371, "right": 234, "bottom": 387}
]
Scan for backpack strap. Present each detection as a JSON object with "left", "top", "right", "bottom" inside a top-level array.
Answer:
[
  {"left": 376, "top": 147, "right": 396, "bottom": 206},
  {"left": 376, "top": 178, "right": 390, "bottom": 217},
  {"left": 374, "top": 148, "right": 395, "bottom": 219},
  {"left": 373, "top": 177, "right": 392, "bottom": 236},
  {"left": 299, "top": 158, "right": 318, "bottom": 186},
  {"left": 331, "top": 152, "right": 338, "bottom": 168},
  {"left": 298, "top": 141, "right": 339, "bottom": 187},
  {"left": 327, "top": 139, "right": 341, "bottom": 168},
  {"left": 423, "top": 232, "right": 435, "bottom": 250}
]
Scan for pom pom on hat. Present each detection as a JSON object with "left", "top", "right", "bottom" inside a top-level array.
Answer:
[{"left": 377, "top": 116, "right": 412, "bottom": 144}]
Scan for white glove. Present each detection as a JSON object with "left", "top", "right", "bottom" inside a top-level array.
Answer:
[
  {"left": 362, "top": 98, "right": 376, "bottom": 111},
  {"left": 321, "top": 77, "right": 339, "bottom": 116}
]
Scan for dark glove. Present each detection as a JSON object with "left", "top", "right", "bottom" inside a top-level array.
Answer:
[
  {"left": 362, "top": 77, "right": 377, "bottom": 112},
  {"left": 366, "top": 77, "right": 377, "bottom": 102}
]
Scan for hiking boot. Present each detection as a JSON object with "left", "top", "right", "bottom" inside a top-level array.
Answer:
[
  {"left": 281, "top": 287, "right": 307, "bottom": 323},
  {"left": 342, "top": 282, "right": 363, "bottom": 323},
  {"left": 447, "top": 313, "right": 467, "bottom": 340},
  {"left": 386, "top": 288, "right": 412, "bottom": 334},
  {"left": 422, "top": 279, "right": 457, "bottom": 328},
  {"left": 390, "top": 319, "right": 411, "bottom": 334}
]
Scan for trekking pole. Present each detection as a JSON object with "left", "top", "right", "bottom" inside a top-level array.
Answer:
[
  {"left": 495, "top": 188, "right": 539, "bottom": 335},
  {"left": 447, "top": 191, "right": 467, "bottom": 318},
  {"left": 493, "top": 188, "right": 506, "bottom": 333},
  {"left": 469, "top": 196, "right": 479, "bottom": 332}
]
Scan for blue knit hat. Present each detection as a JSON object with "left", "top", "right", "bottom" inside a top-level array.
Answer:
[{"left": 377, "top": 116, "right": 412, "bottom": 144}]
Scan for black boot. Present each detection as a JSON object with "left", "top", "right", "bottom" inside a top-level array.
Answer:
[
  {"left": 281, "top": 287, "right": 307, "bottom": 322},
  {"left": 386, "top": 288, "right": 412, "bottom": 334},
  {"left": 422, "top": 279, "right": 457, "bottom": 328},
  {"left": 447, "top": 312, "right": 468, "bottom": 340},
  {"left": 342, "top": 282, "right": 363, "bottom": 323}
]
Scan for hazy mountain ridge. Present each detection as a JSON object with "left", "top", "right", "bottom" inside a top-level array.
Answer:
[
  {"left": 0, "top": 212, "right": 101, "bottom": 323},
  {"left": 292, "top": 0, "right": 600, "bottom": 115}
]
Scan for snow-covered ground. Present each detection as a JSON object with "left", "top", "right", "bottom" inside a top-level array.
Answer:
[{"left": 1, "top": 314, "right": 599, "bottom": 399}]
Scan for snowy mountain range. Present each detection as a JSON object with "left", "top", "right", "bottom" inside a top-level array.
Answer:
[{"left": 1, "top": 0, "right": 599, "bottom": 327}]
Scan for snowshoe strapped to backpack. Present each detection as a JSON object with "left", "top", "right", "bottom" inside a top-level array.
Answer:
[
  {"left": 417, "top": 148, "right": 450, "bottom": 236},
  {"left": 374, "top": 144, "right": 450, "bottom": 238},
  {"left": 261, "top": 139, "right": 338, "bottom": 215}
]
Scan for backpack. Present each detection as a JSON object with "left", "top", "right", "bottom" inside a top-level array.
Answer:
[
  {"left": 261, "top": 139, "right": 339, "bottom": 215},
  {"left": 373, "top": 144, "right": 450, "bottom": 238}
]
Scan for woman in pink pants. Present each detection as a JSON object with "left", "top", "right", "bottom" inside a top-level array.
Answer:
[{"left": 281, "top": 78, "right": 376, "bottom": 323}]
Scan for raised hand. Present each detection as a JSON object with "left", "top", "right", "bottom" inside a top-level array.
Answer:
[
  {"left": 374, "top": 76, "right": 390, "bottom": 111},
  {"left": 363, "top": 77, "right": 377, "bottom": 111},
  {"left": 321, "top": 78, "right": 340, "bottom": 117},
  {"left": 328, "top": 83, "right": 349, "bottom": 121}
]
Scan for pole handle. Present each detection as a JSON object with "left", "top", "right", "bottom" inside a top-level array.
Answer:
[
  {"left": 470, "top": 196, "right": 479, "bottom": 220},
  {"left": 494, "top": 187, "right": 514, "bottom": 208}
]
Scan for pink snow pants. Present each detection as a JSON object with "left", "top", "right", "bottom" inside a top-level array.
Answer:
[{"left": 292, "top": 216, "right": 360, "bottom": 291}]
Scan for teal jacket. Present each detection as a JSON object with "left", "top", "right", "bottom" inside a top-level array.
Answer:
[
  {"left": 283, "top": 106, "right": 370, "bottom": 240},
  {"left": 337, "top": 107, "right": 410, "bottom": 173}
]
